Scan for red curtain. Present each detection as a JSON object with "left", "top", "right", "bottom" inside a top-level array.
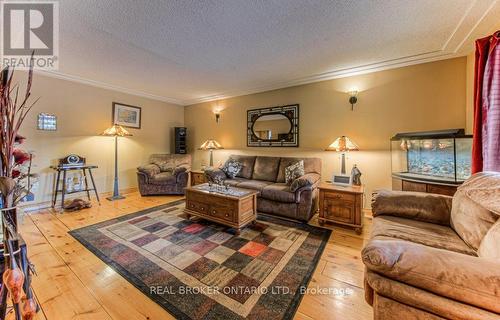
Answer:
[{"left": 472, "top": 31, "right": 500, "bottom": 173}]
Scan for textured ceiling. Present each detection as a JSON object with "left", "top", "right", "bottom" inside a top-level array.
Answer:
[{"left": 42, "top": 0, "right": 500, "bottom": 105}]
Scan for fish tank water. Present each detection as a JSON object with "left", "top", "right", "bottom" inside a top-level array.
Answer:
[{"left": 391, "top": 129, "right": 472, "bottom": 184}]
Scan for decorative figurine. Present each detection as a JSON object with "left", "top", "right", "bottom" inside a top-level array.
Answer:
[{"left": 351, "top": 164, "right": 362, "bottom": 186}]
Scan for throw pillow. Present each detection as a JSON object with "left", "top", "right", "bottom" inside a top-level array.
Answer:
[
  {"left": 285, "top": 160, "right": 305, "bottom": 185},
  {"left": 221, "top": 159, "right": 243, "bottom": 178}
]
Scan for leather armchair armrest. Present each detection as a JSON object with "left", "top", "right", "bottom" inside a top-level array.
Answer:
[
  {"left": 204, "top": 168, "right": 226, "bottom": 182},
  {"left": 290, "top": 173, "right": 320, "bottom": 192},
  {"left": 372, "top": 190, "right": 452, "bottom": 226},
  {"left": 137, "top": 164, "right": 160, "bottom": 178},
  {"left": 362, "top": 239, "right": 500, "bottom": 313}
]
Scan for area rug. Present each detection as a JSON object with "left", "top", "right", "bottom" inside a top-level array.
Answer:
[{"left": 69, "top": 200, "right": 331, "bottom": 320}]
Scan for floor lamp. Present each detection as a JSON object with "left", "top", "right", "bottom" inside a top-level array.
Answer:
[{"left": 101, "top": 124, "right": 132, "bottom": 200}]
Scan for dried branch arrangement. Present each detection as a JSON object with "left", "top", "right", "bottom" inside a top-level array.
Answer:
[{"left": 0, "top": 57, "right": 39, "bottom": 320}]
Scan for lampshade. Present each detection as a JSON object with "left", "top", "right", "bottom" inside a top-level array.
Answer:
[
  {"left": 199, "top": 139, "right": 223, "bottom": 150},
  {"left": 101, "top": 125, "right": 132, "bottom": 137},
  {"left": 325, "top": 136, "right": 359, "bottom": 151}
]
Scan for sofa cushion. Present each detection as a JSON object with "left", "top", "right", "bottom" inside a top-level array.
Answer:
[
  {"left": 450, "top": 173, "right": 499, "bottom": 250},
  {"left": 362, "top": 239, "right": 500, "bottom": 314},
  {"left": 252, "top": 156, "right": 280, "bottom": 182},
  {"left": 152, "top": 160, "right": 175, "bottom": 172},
  {"left": 277, "top": 157, "right": 321, "bottom": 183},
  {"left": 236, "top": 180, "right": 273, "bottom": 193},
  {"left": 371, "top": 216, "right": 476, "bottom": 256},
  {"left": 137, "top": 164, "right": 160, "bottom": 178},
  {"left": 478, "top": 218, "right": 500, "bottom": 259},
  {"left": 372, "top": 190, "right": 452, "bottom": 226},
  {"left": 150, "top": 154, "right": 191, "bottom": 171},
  {"left": 150, "top": 172, "right": 176, "bottom": 185},
  {"left": 229, "top": 155, "right": 256, "bottom": 179},
  {"left": 366, "top": 270, "right": 500, "bottom": 320},
  {"left": 261, "top": 183, "right": 296, "bottom": 203},
  {"left": 223, "top": 177, "right": 246, "bottom": 187},
  {"left": 285, "top": 160, "right": 304, "bottom": 185}
]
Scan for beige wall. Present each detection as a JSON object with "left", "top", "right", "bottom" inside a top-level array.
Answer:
[
  {"left": 14, "top": 72, "right": 184, "bottom": 205},
  {"left": 466, "top": 52, "right": 475, "bottom": 134},
  {"left": 185, "top": 58, "right": 467, "bottom": 207}
]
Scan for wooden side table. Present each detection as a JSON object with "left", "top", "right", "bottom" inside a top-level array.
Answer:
[
  {"left": 51, "top": 165, "right": 100, "bottom": 209},
  {"left": 190, "top": 170, "right": 207, "bottom": 186},
  {"left": 318, "top": 182, "right": 364, "bottom": 234}
]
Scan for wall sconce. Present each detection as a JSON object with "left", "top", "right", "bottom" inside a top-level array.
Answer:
[
  {"left": 348, "top": 90, "right": 358, "bottom": 111},
  {"left": 214, "top": 110, "right": 221, "bottom": 124}
]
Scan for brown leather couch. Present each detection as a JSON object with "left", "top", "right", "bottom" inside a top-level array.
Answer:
[
  {"left": 137, "top": 154, "right": 191, "bottom": 195},
  {"left": 205, "top": 155, "right": 321, "bottom": 221},
  {"left": 362, "top": 172, "right": 500, "bottom": 320}
]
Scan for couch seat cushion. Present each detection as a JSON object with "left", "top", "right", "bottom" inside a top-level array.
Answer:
[
  {"left": 261, "top": 183, "right": 296, "bottom": 203},
  {"left": 371, "top": 216, "right": 476, "bottom": 256},
  {"left": 236, "top": 180, "right": 273, "bottom": 193},
  {"left": 223, "top": 177, "right": 246, "bottom": 187},
  {"left": 150, "top": 172, "right": 176, "bottom": 185},
  {"left": 252, "top": 157, "right": 280, "bottom": 182}
]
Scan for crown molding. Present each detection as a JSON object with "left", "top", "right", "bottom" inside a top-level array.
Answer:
[
  {"left": 182, "top": 51, "right": 463, "bottom": 105},
  {"left": 34, "top": 0, "right": 498, "bottom": 106},
  {"left": 36, "top": 70, "right": 184, "bottom": 105},
  {"left": 184, "top": 0, "right": 496, "bottom": 106}
]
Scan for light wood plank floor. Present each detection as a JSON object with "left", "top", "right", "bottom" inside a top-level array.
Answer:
[{"left": 11, "top": 189, "right": 373, "bottom": 320}]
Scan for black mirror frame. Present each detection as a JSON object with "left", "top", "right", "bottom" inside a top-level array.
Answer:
[{"left": 247, "top": 104, "right": 299, "bottom": 147}]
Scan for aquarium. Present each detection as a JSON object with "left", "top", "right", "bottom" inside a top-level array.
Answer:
[{"left": 391, "top": 129, "right": 472, "bottom": 184}]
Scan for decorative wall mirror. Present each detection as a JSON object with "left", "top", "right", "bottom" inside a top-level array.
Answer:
[{"left": 247, "top": 104, "right": 299, "bottom": 147}]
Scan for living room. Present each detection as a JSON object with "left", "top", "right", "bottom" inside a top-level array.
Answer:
[{"left": 0, "top": 1, "right": 499, "bottom": 320}]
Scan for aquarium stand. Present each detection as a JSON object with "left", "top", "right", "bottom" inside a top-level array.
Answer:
[{"left": 392, "top": 174, "right": 460, "bottom": 196}]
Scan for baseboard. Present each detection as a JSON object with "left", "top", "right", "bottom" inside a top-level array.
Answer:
[{"left": 19, "top": 187, "right": 139, "bottom": 213}]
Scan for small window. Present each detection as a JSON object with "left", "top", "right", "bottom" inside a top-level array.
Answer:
[{"left": 37, "top": 113, "right": 57, "bottom": 131}]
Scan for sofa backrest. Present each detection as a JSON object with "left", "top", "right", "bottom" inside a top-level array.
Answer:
[
  {"left": 252, "top": 156, "right": 281, "bottom": 182},
  {"left": 276, "top": 157, "right": 321, "bottom": 183},
  {"left": 229, "top": 155, "right": 321, "bottom": 183},
  {"left": 228, "top": 155, "right": 256, "bottom": 179},
  {"left": 450, "top": 172, "right": 500, "bottom": 253},
  {"left": 149, "top": 154, "right": 191, "bottom": 169}
]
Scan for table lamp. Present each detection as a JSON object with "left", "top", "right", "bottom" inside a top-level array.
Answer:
[
  {"left": 325, "top": 136, "right": 359, "bottom": 184},
  {"left": 199, "top": 139, "right": 223, "bottom": 167},
  {"left": 101, "top": 125, "right": 132, "bottom": 200}
]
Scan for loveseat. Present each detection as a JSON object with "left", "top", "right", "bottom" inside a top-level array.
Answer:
[
  {"left": 205, "top": 155, "right": 321, "bottom": 221},
  {"left": 362, "top": 172, "right": 500, "bottom": 320},
  {"left": 137, "top": 154, "right": 191, "bottom": 195}
]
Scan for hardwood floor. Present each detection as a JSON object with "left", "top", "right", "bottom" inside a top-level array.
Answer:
[{"left": 12, "top": 189, "right": 373, "bottom": 320}]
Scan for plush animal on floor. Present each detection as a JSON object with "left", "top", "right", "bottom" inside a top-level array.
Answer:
[{"left": 64, "top": 198, "right": 92, "bottom": 211}]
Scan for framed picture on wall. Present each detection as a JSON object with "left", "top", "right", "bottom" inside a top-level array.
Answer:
[{"left": 112, "top": 102, "right": 141, "bottom": 129}]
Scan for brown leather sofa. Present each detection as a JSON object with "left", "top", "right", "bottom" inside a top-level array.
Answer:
[
  {"left": 137, "top": 154, "right": 191, "bottom": 195},
  {"left": 362, "top": 172, "right": 500, "bottom": 320},
  {"left": 205, "top": 155, "right": 321, "bottom": 221}
]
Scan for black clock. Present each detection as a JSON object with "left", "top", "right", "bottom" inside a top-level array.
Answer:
[{"left": 59, "top": 154, "right": 86, "bottom": 167}]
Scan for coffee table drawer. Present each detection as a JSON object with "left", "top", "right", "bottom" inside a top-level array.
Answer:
[
  {"left": 209, "top": 205, "right": 235, "bottom": 222},
  {"left": 186, "top": 200, "right": 209, "bottom": 215}
]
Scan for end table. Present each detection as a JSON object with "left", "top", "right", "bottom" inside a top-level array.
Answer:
[{"left": 318, "top": 182, "right": 364, "bottom": 234}]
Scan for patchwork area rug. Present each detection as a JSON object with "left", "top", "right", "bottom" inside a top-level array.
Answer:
[{"left": 70, "top": 200, "right": 330, "bottom": 320}]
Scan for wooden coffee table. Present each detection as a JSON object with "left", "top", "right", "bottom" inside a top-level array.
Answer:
[{"left": 184, "top": 184, "right": 258, "bottom": 235}]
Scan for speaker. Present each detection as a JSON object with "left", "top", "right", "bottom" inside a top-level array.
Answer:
[{"left": 174, "top": 127, "right": 187, "bottom": 154}]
